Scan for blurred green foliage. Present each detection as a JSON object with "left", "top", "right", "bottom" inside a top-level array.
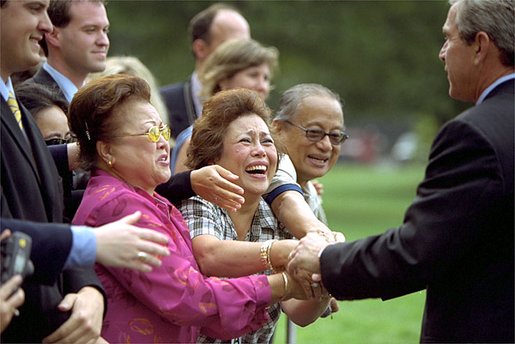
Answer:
[{"left": 107, "top": 0, "right": 467, "bottom": 127}]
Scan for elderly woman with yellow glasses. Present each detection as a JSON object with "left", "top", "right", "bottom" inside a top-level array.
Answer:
[{"left": 69, "top": 75, "right": 308, "bottom": 343}]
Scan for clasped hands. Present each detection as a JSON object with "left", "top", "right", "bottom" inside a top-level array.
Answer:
[{"left": 287, "top": 230, "right": 345, "bottom": 299}]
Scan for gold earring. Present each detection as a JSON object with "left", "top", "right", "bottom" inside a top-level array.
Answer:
[{"left": 107, "top": 159, "right": 113, "bottom": 167}]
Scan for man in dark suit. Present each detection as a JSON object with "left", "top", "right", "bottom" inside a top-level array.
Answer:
[
  {"left": 288, "top": 0, "right": 514, "bottom": 342},
  {"left": 160, "top": 3, "right": 250, "bottom": 139},
  {"left": 0, "top": 0, "right": 168, "bottom": 341},
  {"left": 0, "top": 1, "right": 106, "bottom": 341}
]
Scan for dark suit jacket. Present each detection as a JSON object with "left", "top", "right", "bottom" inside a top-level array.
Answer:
[
  {"left": 1, "top": 217, "right": 71, "bottom": 286},
  {"left": 23, "top": 67, "right": 86, "bottom": 221},
  {"left": 23, "top": 67, "right": 67, "bottom": 105},
  {"left": 1, "top": 98, "right": 104, "bottom": 342},
  {"left": 160, "top": 77, "right": 198, "bottom": 139},
  {"left": 320, "top": 80, "right": 514, "bottom": 343}
]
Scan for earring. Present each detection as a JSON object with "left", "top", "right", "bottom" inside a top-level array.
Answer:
[{"left": 107, "top": 159, "right": 113, "bottom": 167}]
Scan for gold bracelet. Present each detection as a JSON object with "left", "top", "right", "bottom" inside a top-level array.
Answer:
[
  {"left": 260, "top": 240, "right": 275, "bottom": 270},
  {"left": 267, "top": 239, "right": 276, "bottom": 271},
  {"left": 281, "top": 272, "right": 289, "bottom": 300}
]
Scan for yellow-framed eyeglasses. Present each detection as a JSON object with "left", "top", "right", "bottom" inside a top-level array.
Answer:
[{"left": 115, "top": 124, "right": 171, "bottom": 142}]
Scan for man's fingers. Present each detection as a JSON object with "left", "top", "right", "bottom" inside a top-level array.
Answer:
[
  {"left": 137, "top": 229, "right": 170, "bottom": 247},
  {"left": 57, "top": 293, "right": 77, "bottom": 312},
  {"left": 215, "top": 165, "right": 240, "bottom": 183},
  {"left": 117, "top": 211, "right": 142, "bottom": 225},
  {"left": 0, "top": 229, "right": 12, "bottom": 241},
  {"left": 0, "top": 275, "right": 23, "bottom": 299}
]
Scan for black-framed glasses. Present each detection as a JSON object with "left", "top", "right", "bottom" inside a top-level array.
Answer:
[
  {"left": 285, "top": 120, "right": 349, "bottom": 145},
  {"left": 44, "top": 137, "right": 73, "bottom": 146},
  {"left": 114, "top": 124, "right": 171, "bottom": 143}
]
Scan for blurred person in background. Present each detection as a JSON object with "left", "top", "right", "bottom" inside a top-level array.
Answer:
[
  {"left": 88, "top": 55, "right": 169, "bottom": 127},
  {"left": 160, "top": 3, "right": 250, "bottom": 139},
  {"left": 288, "top": 0, "right": 514, "bottom": 342},
  {"left": 172, "top": 38, "right": 278, "bottom": 174}
]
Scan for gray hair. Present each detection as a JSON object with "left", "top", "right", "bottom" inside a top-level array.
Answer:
[
  {"left": 275, "top": 83, "right": 343, "bottom": 122},
  {"left": 450, "top": 0, "right": 514, "bottom": 66}
]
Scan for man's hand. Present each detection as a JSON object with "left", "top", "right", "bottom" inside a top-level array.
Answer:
[
  {"left": 287, "top": 231, "right": 331, "bottom": 294},
  {"left": 93, "top": 211, "right": 170, "bottom": 272},
  {"left": 191, "top": 165, "right": 245, "bottom": 212},
  {"left": 43, "top": 287, "right": 103, "bottom": 344},
  {"left": 0, "top": 275, "right": 24, "bottom": 333}
]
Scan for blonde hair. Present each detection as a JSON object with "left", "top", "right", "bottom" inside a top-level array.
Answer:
[
  {"left": 199, "top": 39, "right": 278, "bottom": 99},
  {"left": 88, "top": 56, "right": 170, "bottom": 125}
]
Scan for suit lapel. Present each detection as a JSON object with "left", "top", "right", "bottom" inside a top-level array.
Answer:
[{"left": 0, "top": 99, "right": 41, "bottom": 183}]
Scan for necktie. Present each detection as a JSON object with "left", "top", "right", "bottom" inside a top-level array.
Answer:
[{"left": 7, "top": 92, "right": 23, "bottom": 130}]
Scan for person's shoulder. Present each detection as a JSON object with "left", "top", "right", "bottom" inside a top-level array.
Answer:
[
  {"left": 23, "top": 67, "right": 52, "bottom": 86},
  {"left": 179, "top": 195, "right": 222, "bottom": 216},
  {"left": 160, "top": 80, "right": 188, "bottom": 95}
]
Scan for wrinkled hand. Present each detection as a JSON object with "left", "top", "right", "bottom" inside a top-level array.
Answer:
[
  {"left": 43, "top": 287, "right": 103, "bottom": 344},
  {"left": 191, "top": 165, "right": 245, "bottom": 212},
  {"left": 0, "top": 275, "right": 24, "bottom": 333},
  {"left": 93, "top": 211, "right": 170, "bottom": 272},
  {"left": 287, "top": 231, "right": 331, "bottom": 295},
  {"left": 284, "top": 272, "right": 311, "bottom": 300}
]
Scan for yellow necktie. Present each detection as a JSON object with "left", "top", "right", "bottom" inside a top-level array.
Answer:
[{"left": 7, "top": 92, "right": 23, "bottom": 130}]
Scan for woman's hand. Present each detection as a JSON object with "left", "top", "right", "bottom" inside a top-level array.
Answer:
[
  {"left": 93, "top": 211, "right": 170, "bottom": 272},
  {"left": 191, "top": 165, "right": 245, "bottom": 212}
]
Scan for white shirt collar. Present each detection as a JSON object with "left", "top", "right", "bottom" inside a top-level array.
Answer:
[
  {"left": 43, "top": 62, "right": 79, "bottom": 103},
  {"left": 0, "top": 77, "right": 14, "bottom": 101}
]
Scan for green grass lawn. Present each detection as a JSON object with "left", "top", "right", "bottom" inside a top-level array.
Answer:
[{"left": 274, "top": 162, "right": 427, "bottom": 343}]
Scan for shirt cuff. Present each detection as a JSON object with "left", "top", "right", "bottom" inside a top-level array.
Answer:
[{"left": 64, "top": 226, "right": 97, "bottom": 269}]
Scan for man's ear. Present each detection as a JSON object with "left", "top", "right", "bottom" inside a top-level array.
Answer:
[
  {"left": 44, "top": 28, "right": 61, "bottom": 48},
  {"left": 192, "top": 39, "right": 210, "bottom": 62},
  {"left": 473, "top": 31, "right": 491, "bottom": 64},
  {"left": 272, "top": 119, "right": 284, "bottom": 134}
]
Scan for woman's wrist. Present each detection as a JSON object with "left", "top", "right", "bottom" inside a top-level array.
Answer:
[{"left": 260, "top": 239, "right": 277, "bottom": 271}]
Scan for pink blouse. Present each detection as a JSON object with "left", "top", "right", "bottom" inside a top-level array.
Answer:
[{"left": 73, "top": 169, "right": 271, "bottom": 343}]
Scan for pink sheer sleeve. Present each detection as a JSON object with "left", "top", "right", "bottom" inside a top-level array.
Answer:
[{"left": 74, "top": 183, "right": 271, "bottom": 340}]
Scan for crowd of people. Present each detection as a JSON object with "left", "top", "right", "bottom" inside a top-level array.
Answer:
[{"left": 0, "top": 0, "right": 513, "bottom": 343}]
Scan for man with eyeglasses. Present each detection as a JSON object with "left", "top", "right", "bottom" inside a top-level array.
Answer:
[{"left": 266, "top": 83, "right": 348, "bottom": 231}]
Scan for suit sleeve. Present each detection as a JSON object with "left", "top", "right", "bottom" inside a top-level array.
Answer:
[
  {"left": 0, "top": 217, "right": 71, "bottom": 286},
  {"left": 320, "top": 119, "right": 504, "bottom": 300},
  {"left": 156, "top": 171, "right": 194, "bottom": 206}
]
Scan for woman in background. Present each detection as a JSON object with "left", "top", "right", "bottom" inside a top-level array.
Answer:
[
  {"left": 88, "top": 55, "right": 169, "bottom": 127},
  {"left": 14, "top": 82, "right": 71, "bottom": 145},
  {"left": 172, "top": 38, "right": 278, "bottom": 174}
]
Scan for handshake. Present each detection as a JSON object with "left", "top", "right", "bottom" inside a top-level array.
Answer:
[{"left": 266, "top": 230, "right": 345, "bottom": 302}]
